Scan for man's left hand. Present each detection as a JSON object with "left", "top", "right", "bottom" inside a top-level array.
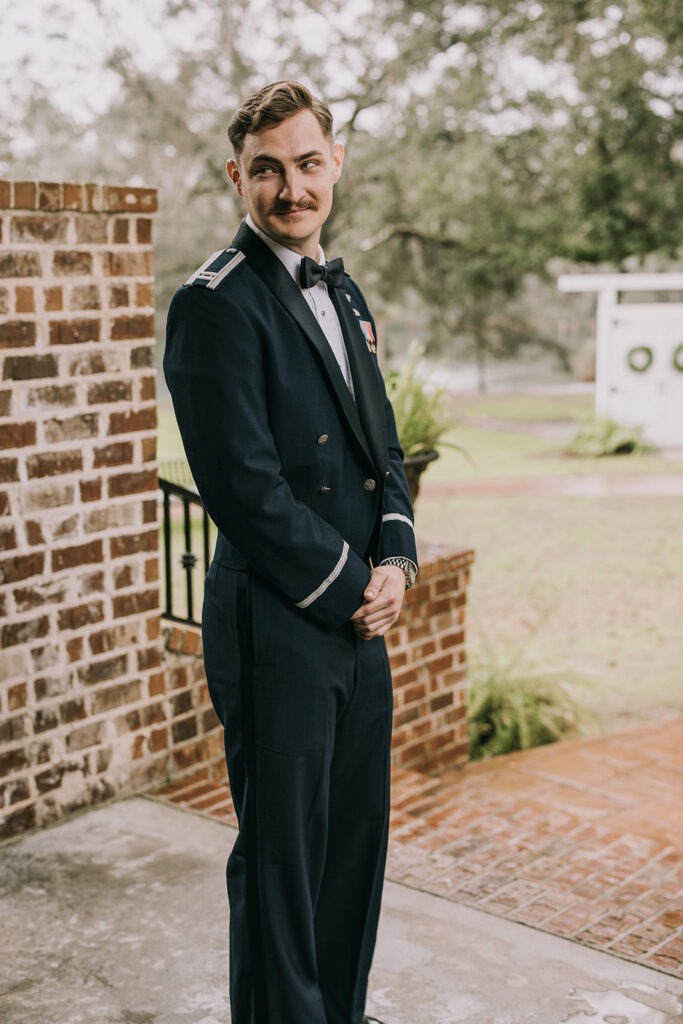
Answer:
[{"left": 351, "top": 565, "right": 406, "bottom": 639}]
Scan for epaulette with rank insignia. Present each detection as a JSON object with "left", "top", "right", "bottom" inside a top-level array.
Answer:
[{"left": 185, "top": 248, "right": 246, "bottom": 290}]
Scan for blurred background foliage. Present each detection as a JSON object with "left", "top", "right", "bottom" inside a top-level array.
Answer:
[{"left": 1, "top": 0, "right": 681, "bottom": 383}]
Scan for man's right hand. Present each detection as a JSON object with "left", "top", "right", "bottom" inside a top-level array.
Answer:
[{"left": 350, "top": 565, "right": 406, "bottom": 639}]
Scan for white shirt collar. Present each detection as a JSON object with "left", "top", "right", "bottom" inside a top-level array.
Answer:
[{"left": 245, "top": 214, "right": 325, "bottom": 286}]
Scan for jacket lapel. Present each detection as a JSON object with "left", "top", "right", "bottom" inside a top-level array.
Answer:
[
  {"left": 231, "top": 222, "right": 374, "bottom": 467},
  {"left": 330, "top": 289, "right": 388, "bottom": 477}
]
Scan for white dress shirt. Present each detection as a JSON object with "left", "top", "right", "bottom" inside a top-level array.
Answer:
[{"left": 245, "top": 215, "right": 355, "bottom": 399}]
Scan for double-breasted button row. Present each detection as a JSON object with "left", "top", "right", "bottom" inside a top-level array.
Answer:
[{"left": 316, "top": 433, "right": 329, "bottom": 494}]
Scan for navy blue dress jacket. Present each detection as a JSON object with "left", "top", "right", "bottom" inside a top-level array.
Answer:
[{"left": 163, "top": 220, "right": 417, "bottom": 630}]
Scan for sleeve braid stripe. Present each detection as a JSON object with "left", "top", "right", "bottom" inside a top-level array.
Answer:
[
  {"left": 382, "top": 513, "right": 415, "bottom": 531},
  {"left": 295, "top": 541, "right": 350, "bottom": 609}
]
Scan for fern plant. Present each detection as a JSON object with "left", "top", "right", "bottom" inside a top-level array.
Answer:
[
  {"left": 566, "top": 417, "right": 649, "bottom": 457},
  {"left": 468, "top": 666, "right": 585, "bottom": 759},
  {"left": 385, "top": 341, "right": 469, "bottom": 459},
  {"left": 467, "top": 613, "right": 597, "bottom": 760}
]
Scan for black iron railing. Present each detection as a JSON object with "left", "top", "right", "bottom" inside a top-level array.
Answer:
[{"left": 158, "top": 474, "right": 214, "bottom": 626}]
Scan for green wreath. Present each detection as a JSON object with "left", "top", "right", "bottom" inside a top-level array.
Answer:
[
  {"left": 627, "top": 345, "right": 653, "bottom": 373},
  {"left": 673, "top": 343, "right": 683, "bottom": 373}
]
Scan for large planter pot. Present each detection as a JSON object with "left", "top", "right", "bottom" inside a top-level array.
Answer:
[{"left": 402, "top": 449, "right": 439, "bottom": 504}]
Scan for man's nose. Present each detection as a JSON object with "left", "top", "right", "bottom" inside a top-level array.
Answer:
[{"left": 278, "top": 169, "right": 301, "bottom": 202}]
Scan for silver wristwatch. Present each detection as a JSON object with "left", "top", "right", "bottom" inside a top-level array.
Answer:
[{"left": 380, "top": 556, "right": 417, "bottom": 589}]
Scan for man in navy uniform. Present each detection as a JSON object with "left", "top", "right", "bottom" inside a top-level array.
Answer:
[{"left": 164, "top": 80, "right": 418, "bottom": 1024}]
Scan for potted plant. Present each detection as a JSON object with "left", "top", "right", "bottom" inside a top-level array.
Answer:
[{"left": 385, "top": 341, "right": 467, "bottom": 503}]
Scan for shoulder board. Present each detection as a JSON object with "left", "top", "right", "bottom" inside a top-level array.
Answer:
[{"left": 185, "top": 248, "right": 246, "bottom": 289}]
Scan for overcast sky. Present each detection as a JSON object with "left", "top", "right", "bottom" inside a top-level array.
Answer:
[{"left": 0, "top": 0, "right": 213, "bottom": 121}]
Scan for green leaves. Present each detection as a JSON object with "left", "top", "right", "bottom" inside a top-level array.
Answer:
[
  {"left": 384, "top": 341, "right": 457, "bottom": 457},
  {"left": 468, "top": 661, "right": 587, "bottom": 760},
  {"left": 566, "top": 417, "right": 650, "bottom": 456}
]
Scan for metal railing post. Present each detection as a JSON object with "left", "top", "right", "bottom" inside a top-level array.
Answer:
[{"left": 158, "top": 475, "right": 213, "bottom": 626}]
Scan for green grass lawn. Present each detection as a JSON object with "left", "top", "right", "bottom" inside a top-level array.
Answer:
[
  {"left": 159, "top": 390, "right": 683, "bottom": 734},
  {"left": 430, "top": 425, "right": 683, "bottom": 480},
  {"left": 448, "top": 391, "right": 594, "bottom": 421},
  {"left": 431, "top": 391, "right": 683, "bottom": 481},
  {"left": 417, "top": 392, "right": 683, "bottom": 734},
  {"left": 416, "top": 491, "right": 683, "bottom": 734}
]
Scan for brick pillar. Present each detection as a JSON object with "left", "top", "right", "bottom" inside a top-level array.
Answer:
[
  {"left": 387, "top": 543, "right": 474, "bottom": 773},
  {"left": 0, "top": 180, "right": 164, "bottom": 839}
]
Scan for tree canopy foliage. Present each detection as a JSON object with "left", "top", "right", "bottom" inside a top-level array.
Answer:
[{"left": 3, "top": 0, "right": 681, "bottom": 375}]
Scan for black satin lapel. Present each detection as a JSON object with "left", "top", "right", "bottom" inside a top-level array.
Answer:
[
  {"left": 330, "top": 289, "right": 388, "bottom": 476},
  {"left": 231, "top": 223, "right": 372, "bottom": 463}
]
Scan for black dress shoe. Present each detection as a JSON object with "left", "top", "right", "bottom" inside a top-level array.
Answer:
[{"left": 363, "top": 1017, "right": 385, "bottom": 1024}]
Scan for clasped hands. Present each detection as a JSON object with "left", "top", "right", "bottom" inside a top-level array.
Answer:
[{"left": 351, "top": 564, "right": 406, "bottom": 639}]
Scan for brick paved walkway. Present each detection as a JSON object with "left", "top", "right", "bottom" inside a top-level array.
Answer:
[
  {"left": 422, "top": 473, "right": 683, "bottom": 498},
  {"left": 150, "top": 713, "right": 683, "bottom": 978}
]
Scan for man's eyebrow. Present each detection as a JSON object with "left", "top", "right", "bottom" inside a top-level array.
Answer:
[
  {"left": 295, "top": 150, "right": 324, "bottom": 161},
  {"left": 249, "top": 149, "right": 325, "bottom": 167}
]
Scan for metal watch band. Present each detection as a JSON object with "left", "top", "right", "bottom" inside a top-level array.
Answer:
[{"left": 380, "top": 556, "right": 417, "bottom": 589}]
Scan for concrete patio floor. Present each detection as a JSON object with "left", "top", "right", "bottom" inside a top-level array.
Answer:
[{"left": 2, "top": 796, "right": 683, "bottom": 1024}]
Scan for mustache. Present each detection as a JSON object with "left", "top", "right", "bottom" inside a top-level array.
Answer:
[{"left": 271, "top": 200, "right": 317, "bottom": 214}]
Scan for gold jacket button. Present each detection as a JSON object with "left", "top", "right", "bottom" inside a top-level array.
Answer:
[
  {"left": 363, "top": 478, "right": 376, "bottom": 492},
  {"left": 317, "top": 434, "right": 329, "bottom": 445},
  {"left": 318, "top": 485, "right": 331, "bottom": 494}
]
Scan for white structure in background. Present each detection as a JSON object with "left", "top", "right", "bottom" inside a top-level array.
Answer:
[{"left": 558, "top": 273, "right": 683, "bottom": 447}]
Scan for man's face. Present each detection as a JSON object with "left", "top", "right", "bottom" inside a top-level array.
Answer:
[{"left": 226, "top": 109, "right": 344, "bottom": 259}]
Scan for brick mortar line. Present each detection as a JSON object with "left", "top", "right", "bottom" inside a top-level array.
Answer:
[
  {"left": 0, "top": 618, "right": 161, "bottom": 665},
  {"left": 0, "top": 428, "right": 158, "bottom": 449},
  {"left": 0, "top": 238, "right": 155, "bottom": 248},
  {"left": 391, "top": 804, "right": 659, "bottom": 886},
  {"left": 529, "top": 764, "right": 663, "bottom": 796},
  {"left": 0, "top": 309, "right": 155, "bottom": 318},
  {"left": 390, "top": 809, "right": 683, "bottom": 943},
  {"left": 644, "top": 919, "right": 683, "bottom": 959},
  {"left": 0, "top": 273, "right": 156, "bottom": 286},
  {"left": 476, "top": 837, "right": 678, "bottom": 924},
  {"left": 0, "top": 277, "right": 155, "bottom": 288},
  {"left": 3, "top": 671, "right": 164, "bottom": 706}
]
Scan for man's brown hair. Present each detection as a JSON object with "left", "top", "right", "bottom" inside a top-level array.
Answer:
[{"left": 227, "top": 81, "right": 334, "bottom": 157}]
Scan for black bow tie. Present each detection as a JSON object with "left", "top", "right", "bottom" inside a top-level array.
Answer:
[{"left": 299, "top": 256, "right": 345, "bottom": 290}]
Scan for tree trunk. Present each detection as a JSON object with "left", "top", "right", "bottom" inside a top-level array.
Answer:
[{"left": 475, "top": 335, "right": 487, "bottom": 393}]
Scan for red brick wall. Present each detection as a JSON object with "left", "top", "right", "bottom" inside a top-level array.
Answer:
[
  {"left": 162, "top": 623, "right": 227, "bottom": 783},
  {"left": 158, "top": 543, "right": 475, "bottom": 789},
  {"left": 0, "top": 178, "right": 475, "bottom": 842},
  {"left": 0, "top": 180, "right": 164, "bottom": 839},
  {"left": 388, "top": 543, "right": 473, "bottom": 773}
]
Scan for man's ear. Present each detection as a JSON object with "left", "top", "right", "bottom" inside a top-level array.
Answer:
[
  {"left": 332, "top": 142, "right": 344, "bottom": 183},
  {"left": 226, "top": 159, "right": 243, "bottom": 195}
]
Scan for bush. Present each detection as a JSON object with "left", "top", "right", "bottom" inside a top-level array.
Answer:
[
  {"left": 566, "top": 417, "right": 649, "bottom": 457},
  {"left": 384, "top": 341, "right": 455, "bottom": 457},
  {"left": 468, "top": 661, "right": 589, "bottom": 760}
]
